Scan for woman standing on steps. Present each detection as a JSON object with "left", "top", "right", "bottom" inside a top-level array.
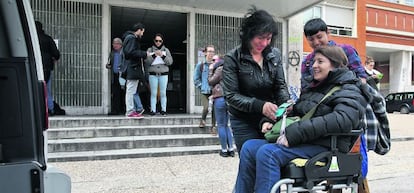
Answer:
[
  {"left": 208, "top": 55, "right": 235, "bottom": 157},
  {"left": 145, "top": 33, "right": 173, "bottom": 116}
]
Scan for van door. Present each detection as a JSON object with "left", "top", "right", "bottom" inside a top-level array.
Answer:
[{"left": 0, "top": 0, "right": 47, "bottom": 192}]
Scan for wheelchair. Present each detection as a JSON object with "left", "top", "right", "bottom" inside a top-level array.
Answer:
[{"left": 270, "top": 130, "right": 363, "bottom": 193}]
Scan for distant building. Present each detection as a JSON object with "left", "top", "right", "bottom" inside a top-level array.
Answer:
[{"left": 303, "top": 0, "right": 414, "bottom": 95}]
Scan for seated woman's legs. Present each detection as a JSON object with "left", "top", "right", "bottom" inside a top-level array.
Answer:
[
  {"left": 255, "top": 144, "right": 328, "bottom": 193},
  {"left": 235, "top": 139, "right": 268, "bottom": 193}
]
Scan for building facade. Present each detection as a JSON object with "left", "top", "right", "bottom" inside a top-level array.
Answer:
[{"left": 30, "top": 0, "right": 322, "bottom": 115}]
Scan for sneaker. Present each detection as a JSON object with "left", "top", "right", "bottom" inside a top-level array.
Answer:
[
  {"left": 137, "top": 109, "right": 145, "bottom": 115},
  {"left": 199, "top": 120, "right": 206, "bottom": 128},
  {"left": 149, "top": 111, "right": 156, "bottom": 116},
  {"left": 160, "top": 111, "right": 167, "bottom": 116},
  {"left": 227, "top": 151, "right": 235, "bottom": 157},
  {"left": 126, "top": 111, "right": 143, "bottom": 118},
  {"left": 219, "top": 151, "right": 229, "bottom": 157}
]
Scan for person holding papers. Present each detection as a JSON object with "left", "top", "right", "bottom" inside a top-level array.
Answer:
[{"left": 145, "top": 33, "right": 173, "bottom": 116}]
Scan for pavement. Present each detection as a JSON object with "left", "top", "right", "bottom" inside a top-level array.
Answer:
[{"left": 51, "top": 113, "right": 414, "bottom": 193}]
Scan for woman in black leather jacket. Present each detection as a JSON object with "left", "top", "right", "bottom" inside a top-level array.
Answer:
[{"left": 222, "top": 7, "right": 290, "bottom": 151}]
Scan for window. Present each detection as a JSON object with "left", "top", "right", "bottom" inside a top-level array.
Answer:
[
  {"left": 303, "top": 6, "right": 322, "bottom": 24},
  {"left": 328, "top": 25, "right": 353, "bottom": 36},
  {"left": 383, "top": 0, "right": 399, "bottom": 3},
  {"left": 325, "top": 5, "right": 354, "bottom": 37},
  {"left": 386, "top": 94, "right": 394, "bottom": 100},
  {"left": 405, "top": 0, "right": 414, "bottom": 6}
]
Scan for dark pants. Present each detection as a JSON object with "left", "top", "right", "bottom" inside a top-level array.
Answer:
[
  {"left": 229, "top": 114, "right": 264, "bottom": 153},
  {"left": 110, "top": 72, "right": 125, "bottom": 114},
  {"left": 201, "top": 94, "right": 216, "bottom": 127}
]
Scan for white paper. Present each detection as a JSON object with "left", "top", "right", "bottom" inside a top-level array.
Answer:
[{"left": 152, "top": 56, "right": 164, "bottom": 65}]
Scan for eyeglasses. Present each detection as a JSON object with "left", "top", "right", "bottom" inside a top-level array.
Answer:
[
  {"left": 206, "top": 50, "right": 215, "bottom": 53},
  {"left": 154, "top": 40, "right": 163, "bottom": 43}
]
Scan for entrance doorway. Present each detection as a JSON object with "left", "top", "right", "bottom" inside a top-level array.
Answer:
[{"left": 111, "top": 7, "right": 187, "bottom": 113}]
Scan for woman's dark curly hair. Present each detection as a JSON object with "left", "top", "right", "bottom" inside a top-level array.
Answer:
[{"left": 240, "top": 6, "right": 278, "bottom": 53}]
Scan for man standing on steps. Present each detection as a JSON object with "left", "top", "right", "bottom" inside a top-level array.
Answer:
[
  {"left": 35, "top": 20, "right": 62, "bottom": 116},
  {"left": 122, "top": 22, "right": 147, "bottom": 118}
]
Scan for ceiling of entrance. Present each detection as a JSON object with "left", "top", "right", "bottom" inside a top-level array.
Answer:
[
  {"left": 131, "top": 0, "right": 323, "bottom": 18},
  {"left": 111, "top": 0, "right": 324, "bottom": 54}
]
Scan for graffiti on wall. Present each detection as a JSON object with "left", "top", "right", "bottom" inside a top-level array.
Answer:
[{"left": 289, "top": 85, "right": 300, "bottom": 102}]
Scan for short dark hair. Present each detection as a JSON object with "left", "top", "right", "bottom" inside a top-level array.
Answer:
[
  {"left": 131, "top": 22, "right": 145, "bottom": 31},
  {"left": 304, "top": 18, "right": 328, "bottom": 37},
  {"left": 240, "top": 6, "right": 278, "bottom": 52},
  {"left": 204, "top": 45, "right": 215, "bottom": 52},
  {"left": 313, "top": 46, "right": 348, "bottom": 68},
  {"left": 154, "top": 33, "right": 164, "bottom": 40},
  {"left": 35, "top": 21, "right": 43, "bottom": 32}
]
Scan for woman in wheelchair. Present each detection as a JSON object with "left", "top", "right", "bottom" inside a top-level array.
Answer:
[{"left": 234, "top": 46, "right": 371, "bottom": 193}]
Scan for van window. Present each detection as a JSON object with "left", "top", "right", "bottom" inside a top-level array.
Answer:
[
  {"left": 406, "top": 93, "right": 414, "bottom": 100},
  {"left": 386, "top": 94, "right": 394, "bottom": 100},
  {"left": 395, "top": 94, "right": 403, "bottom": 101}
]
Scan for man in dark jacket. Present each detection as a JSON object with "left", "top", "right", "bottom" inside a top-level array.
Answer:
[
  {"left": 35, "top": 21, "right": 61, "bottom": 115},
  {"left": 106, "top": 37, "right": 125, "bottom": 115},
  {"left": 122, "top": 22, "right": 147, "bottom": 118}
]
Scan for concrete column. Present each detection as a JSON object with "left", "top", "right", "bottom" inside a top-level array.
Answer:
[
  {"left": 187, "top": 11, "right": 196, "bottom": 113},
  {"left": 286, "top": 15, "right": 303, "bottom": 102},
  {"left": 101, "top": 2, "right": 111, "bottom": 114},
  {"left": 389, "top": 51, "right": 412, "bottom": 93}
]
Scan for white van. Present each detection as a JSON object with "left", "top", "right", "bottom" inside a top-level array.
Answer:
[{"left": 0, "top": 0, "right": 71, "bottom": 192}]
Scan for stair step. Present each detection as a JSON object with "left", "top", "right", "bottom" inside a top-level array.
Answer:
[
  {"left": 47, "top": 115, "right": 222, "bottom": 162},
  {"left": 48, "top": 134, "right": 219, "bottom": 152},
  {"left": 47, "top": 125, "right": 211, "bottom": 139},
  {"left": 49, "top": 115, "right": 211, "bottom": 128},
  {"left": 47, "top": 145, "right": 222, "bottom": 162}
]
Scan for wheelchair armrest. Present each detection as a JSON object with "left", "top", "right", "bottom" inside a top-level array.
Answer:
[
  {"left": 325, "top": 129, "right": 362, "bottom": 137},
  {"left": 325, "top": 129, "right": 363, "bottom": 152}
]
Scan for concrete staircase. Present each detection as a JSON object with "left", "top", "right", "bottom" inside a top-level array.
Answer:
[{"left": 47, "top": 114, "right": 220, "bottom": 162}]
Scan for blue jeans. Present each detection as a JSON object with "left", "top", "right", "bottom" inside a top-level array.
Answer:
[
  {"left": 149, "top": 74, "right": 168, "bottom": 112},
  {"left": 47, "top": 72, "right": 54, "bottom": 111},
  {"left": 360, "top": 134, "right": 368, "bottom": 178},
  {"left": 133, "top": 92, "right": 143, "bottom": 112},
  {"left": 214, "top": 97, "right": 234, "bottom": 151},
  {"left": 229, "top": 115, "right": 264, "bottom": 152},
  {"left": 235, "top": 139, "right": 328, "bottom": 193}
]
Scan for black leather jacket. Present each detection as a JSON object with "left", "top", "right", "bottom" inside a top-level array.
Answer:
[
  {"left": 122, "top": 31, "right": 147, "bottom": 80},
  {"left": 222, "top": 46, "right": 290, "bottom": 124}
]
